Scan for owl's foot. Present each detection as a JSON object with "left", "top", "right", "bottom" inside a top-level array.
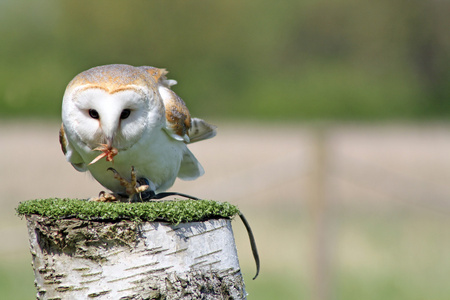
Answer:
[
  {"left": 90, "top": 191, "right": 119, "bottom": 202},
  {"left": 108, "top": 166, "right": 149, "bottom": 202}
]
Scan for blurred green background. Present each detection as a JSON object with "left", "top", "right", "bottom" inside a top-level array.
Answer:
[
  {"left": 1, "top": 0, "right": 450, "bottom": 299},
  {"left": 1, "top": 0, "right": 449, "bottom": 121}
]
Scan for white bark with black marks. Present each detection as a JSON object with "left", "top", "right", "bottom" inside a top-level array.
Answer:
[{"left": 26, "top": 215, "right": 246, "bottom": 299}]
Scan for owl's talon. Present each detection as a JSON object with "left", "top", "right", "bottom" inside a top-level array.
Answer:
[
  {"left": 108, "top": 166, "right": 149, "bottom": 202},
  {"left": 89, "top": 191, "right": 118, "bottom": 202}
]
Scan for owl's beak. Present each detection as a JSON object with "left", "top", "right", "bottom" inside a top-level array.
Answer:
[
  {"left": 88, "top": 107, "right": 121, "bottom": 165},
  {"left": 105, "top": 136, "right": 114, "bottom": 149},
  {"left": 101, "top": 128, "right": 118, "bottom": 149},
  {"left": 98, "top": 107, "right": 121, "bottom": 148}
]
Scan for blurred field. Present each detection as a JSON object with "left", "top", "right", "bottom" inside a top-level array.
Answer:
[
  {"left": 1, "top": 121, "right": 450, "bottom": 299},
  {"left": 0, "top": 0, "right": 449, "bottom": 120}
]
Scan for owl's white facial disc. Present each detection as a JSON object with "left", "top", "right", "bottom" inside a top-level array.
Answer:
[{"left": 64, "top": 88, "right": 154, "bottom": 151}]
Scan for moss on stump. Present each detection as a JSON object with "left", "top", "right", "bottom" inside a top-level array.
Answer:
[{"left": 16, "top": 198, "right": 240, "bottom": 223}]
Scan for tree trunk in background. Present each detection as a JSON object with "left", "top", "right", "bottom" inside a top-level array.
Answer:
[{"left": 26, "top": 215, "right": 246, "bottom": 299}]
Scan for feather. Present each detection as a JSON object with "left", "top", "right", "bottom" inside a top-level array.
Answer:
[
  {"left": 177, "top": 149, "right": 205, "bottom": 180},
  {"left": 188, "top": 118, "right": 217, "bottom": 143},
  {"left": 159, "top": 85, "right": 192, "bottom": 141},
  {"left": 59, "top": 124, "right": 68, "bottom": 155}
]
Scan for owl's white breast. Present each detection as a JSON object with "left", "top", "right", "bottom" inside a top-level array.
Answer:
[{"left": 86, "top": 127, "right": 186, "bottom": 194}]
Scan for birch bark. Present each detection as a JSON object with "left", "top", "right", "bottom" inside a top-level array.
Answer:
[{"left": 26, "top": 215, "right": 246, "bottom": 299}]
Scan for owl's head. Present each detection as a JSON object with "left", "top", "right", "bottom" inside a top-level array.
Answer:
[{"left": 62, "top": 64, "right": 166, "bottom": 151}]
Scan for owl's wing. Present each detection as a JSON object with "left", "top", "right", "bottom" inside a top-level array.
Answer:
[
  {"left": 142, "top": 67, "right": 216, "bottom": 180},
  {"left": 59, "top": 124, "right": 87, "bottom": 172},
  {"left": 159, "top": 85, "right": 192, "bottom": 143},
  {"left": 153, "top": 86, "right": 208, "bottom": 180},
  {"left": 144, "top": 67, "right": 217, "bottom": 144},
  {"left": 158, "top": 86, "right": 217, "bottom": 144},
  {"left": 187, "top": 117, "right": 217, "bottom": 143}
]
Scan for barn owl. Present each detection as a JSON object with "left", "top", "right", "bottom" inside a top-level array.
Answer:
[{"left": 59, "top": 64, "right": 216, "bottom": 201}]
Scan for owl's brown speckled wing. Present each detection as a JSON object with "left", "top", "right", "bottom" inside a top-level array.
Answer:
[
  {"left": 160, "top": 85, "right": 192, "bottom": 142},
  {"left": 59, "top": 123, "right": 68, "bottom": 155},
  {"left": 142, "top": 67, "right": 216, "bottom": 144}
]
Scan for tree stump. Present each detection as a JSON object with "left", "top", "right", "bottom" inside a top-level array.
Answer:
[{"left": 19, "top": 199, "right": 246, "bottom": 300}]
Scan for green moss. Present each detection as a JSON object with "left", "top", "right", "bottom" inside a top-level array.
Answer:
[{"left": 16, "top": 198, "right": 239, "bottom": 224}]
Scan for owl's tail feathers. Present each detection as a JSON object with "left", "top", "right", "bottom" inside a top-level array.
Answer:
[{"left": 188, "top": 118, "right": 217, "bottom": 144}]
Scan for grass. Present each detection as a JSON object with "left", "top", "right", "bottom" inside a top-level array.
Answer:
[
  {"left": 1, "top": 2, "right": 446, "bottom": 122},
  {"left": 16, "top": 198, "right": 239, "bottom": 224},
  {"left": 0, "top": 259, "right": 36, "bottom": 300}
]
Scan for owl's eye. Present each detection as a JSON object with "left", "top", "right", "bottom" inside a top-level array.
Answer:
[
  {"left": 120, "top": 109, "right": 131, "bottom": 120},
  {"left": 89, "top": 109, "right": 99, "bottom": 119}
]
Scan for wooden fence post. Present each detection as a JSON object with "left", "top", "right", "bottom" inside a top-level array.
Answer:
[
  {"left": 20, "top": 199, "right": 247, "bottom": 300},
  {"left": 309, "top": 127, "right": 333, "bottom": 300}
]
